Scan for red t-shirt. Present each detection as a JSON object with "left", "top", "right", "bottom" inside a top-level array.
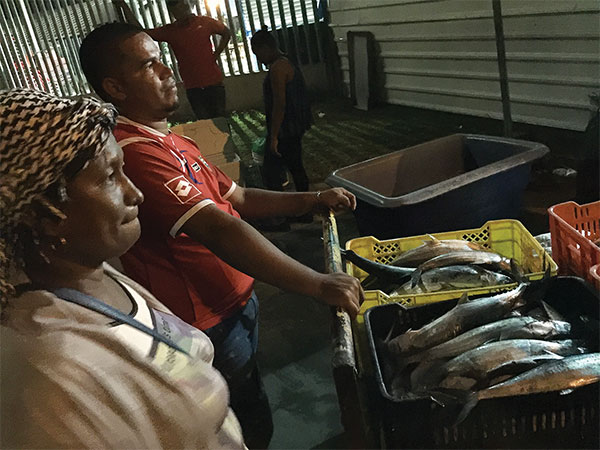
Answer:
[
  {"left": 114, "top": 116, "right": 254, "bottom": 330},
  {"left": 148, "top": 15, "right": 225, "bottom": 89}
]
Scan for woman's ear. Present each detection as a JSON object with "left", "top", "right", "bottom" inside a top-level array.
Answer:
[{"left": 24, "top": 198, "right": 67, "bottom": 241}]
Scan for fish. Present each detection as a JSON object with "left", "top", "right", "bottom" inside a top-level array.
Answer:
[
  {"left": 340, "top": 249, "right": 414, "bottom": 285},
  {"left": 383, "top": 284, "right": 528, "bottom": 356},
  {"left": 450, "top": 353, "right": 600, "bottom": 424},
  {"left": 409, "top": 250, "right": 519, "bottom": 288},
  {"left": 400, "top": 317, "right": 571, "bottom": 367},
  {"left": 390, "top": 265, "right": 514, "bottom": 295},
  {"left": 388, "top": 235, "right": 490, "bottom": 268},
  {"left": 412, "top": 339, "right": 587, "bottom": 391}
]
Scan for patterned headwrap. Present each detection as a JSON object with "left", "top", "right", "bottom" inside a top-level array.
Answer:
[{"left": 0, "top": 89, "right": 117, "bottom": 302}]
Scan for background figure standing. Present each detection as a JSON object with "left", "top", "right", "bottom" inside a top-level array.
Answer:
[
  {"left": 113, "top": 0, "right": 230, "bottom": 119},
  {"left": 251, "top": 28, "right": 313, "bottom": 206}
]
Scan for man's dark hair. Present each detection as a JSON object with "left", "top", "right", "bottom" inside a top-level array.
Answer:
[
  {"left": 79, "top": 22, "right": 142, "bottom": 101},
  {"left": 250, "top": 25, "right": 277, "bottom": 49}
]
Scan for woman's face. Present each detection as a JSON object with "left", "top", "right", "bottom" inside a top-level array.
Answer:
[{"left": 55, "top": 135, "right": 144, "bottom": 266}]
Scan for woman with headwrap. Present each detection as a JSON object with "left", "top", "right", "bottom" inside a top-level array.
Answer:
[{"left": 0, "top": 89, "right": 245, "bottom": 449}]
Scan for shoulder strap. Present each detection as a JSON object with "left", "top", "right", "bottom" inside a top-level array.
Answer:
[{"left": 54, "top": 288, "right": 190, "bottom": 356}]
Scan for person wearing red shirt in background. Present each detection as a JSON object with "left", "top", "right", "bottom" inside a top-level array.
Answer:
[
  {"left": 79, "top": 23, "right": 363, "bottom": 449},
  {"left": 113, "top": 0, "right": 231, "bottom": 119}
]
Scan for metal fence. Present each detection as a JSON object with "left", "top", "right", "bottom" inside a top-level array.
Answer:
[{"left": 0, "top": 0, "right": 326, "bottom": 96}]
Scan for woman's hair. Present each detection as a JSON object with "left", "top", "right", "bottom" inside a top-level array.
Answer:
[
  {"left": 0, "top": 89, "right": 117, "bottom": 302},
  {"left": 251, "top": 25, "right": 277, "bottom": 49}
]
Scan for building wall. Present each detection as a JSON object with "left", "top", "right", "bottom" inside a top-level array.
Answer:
[{"left": 329, "top": 0, "right": 600, "bottom": 131}]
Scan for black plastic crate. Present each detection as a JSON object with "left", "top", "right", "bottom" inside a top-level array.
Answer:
[{"left": 364, "top": 277, "right": 600, "bottom": 448}]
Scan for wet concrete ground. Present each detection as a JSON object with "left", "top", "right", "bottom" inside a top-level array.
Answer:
[{"left": 245, "top": 99, "right": 586, "bottom": 449}]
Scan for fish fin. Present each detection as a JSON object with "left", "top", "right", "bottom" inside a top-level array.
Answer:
[
  {"left": 426, "top": 234, "right": 440, "bottom": 244},
  {"left": 457, "top": 292, "right": 470, "bottom": 305},
  {"left": 361, "top": 274, "right": 378, "bottom": 289},
  {"left": 409, "top": 268, "right": 423, "bottom": 288},
  {"left": 541, "top": 300, "right": 566, "bottom": 322},
  {"left": 428, "top": 388, "right": 470, "bottom": 407},
  {"left": 510, "top": 258, "right": 525, "bottom": 282},
  {"left": 522, "top": 275, "right": 552, "bottom": 307},
  {"left": 428, "top": 388, "right": 478, "bottom": 425},
  {"left": 560, "top": 389, "right": 575, "bottom": 395}
]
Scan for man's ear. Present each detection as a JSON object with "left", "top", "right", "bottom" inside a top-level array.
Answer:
[{"left": 102, "top": 77, "right": 127, "bottom": 102}]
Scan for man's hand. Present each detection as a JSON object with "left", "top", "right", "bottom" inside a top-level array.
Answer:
[
  {"left": 314, "top": 272, "right": 364, "bottom": 320},
  {"left": 316, "top": 187, "right": 357, "bottom": 213},
  {"left": 269, "top": 135, "right": 281, "bottom": 157}
]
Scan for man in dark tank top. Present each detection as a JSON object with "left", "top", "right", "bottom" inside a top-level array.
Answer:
[{"left": 251, "top": 27, "right": 314, "bottom": 222}]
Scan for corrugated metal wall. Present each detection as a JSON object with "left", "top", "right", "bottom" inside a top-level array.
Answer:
[
  {"left": 330, "top": 0, "right": 600, "bottom": 131},
  {"left": 0, "top": 0, "right": 324, "bottom": 96}
]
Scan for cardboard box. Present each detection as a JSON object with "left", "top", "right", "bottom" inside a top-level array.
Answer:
[
  {"left": 170, "top": 118, "right": 241, "bottom": 183},
  {"left": 170, "top": 117, "right": 238, "bottom": 161}
]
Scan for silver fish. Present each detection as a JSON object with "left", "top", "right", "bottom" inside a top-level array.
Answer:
[
  {"left": 389, "top": 235, "right": 489, "bottom": 268},
  {"left": 385, "top": 284, "right": 528, "bottom": 356},
  {"left": 413, "top": 339, "right": 586, "bottom": 391},
  {"left": 390, "top": 265, "right": 514, "bottom": 295},
  {"left": 480, "top": 352, "right": 600, "bottom": 399},
  {"left": 409, "top": 250, "right": 517, "bottom": 288},
  {"left": 402, "top": 317, "right": 571, "bottom": 366},
  {"left": 452, "top": 353, "right": 600, "bottom": 424}
]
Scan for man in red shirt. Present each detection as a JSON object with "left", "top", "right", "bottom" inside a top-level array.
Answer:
[
  {"left": 79, "top": 23, "right": 363, "bottom": 449},
  {"left": 113, "top": 0, "right": 231, "bottom": 119}
]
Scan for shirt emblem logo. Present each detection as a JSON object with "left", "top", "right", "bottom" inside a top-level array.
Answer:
[
  {"left": 164, "top": 175, "right": 202, "bottom": 204},
  {"left": 198, "top": 156, "right": 211, "bottom": 170},
  {"left": 191, "top": 161, "right": 201, "bottom": 172}
]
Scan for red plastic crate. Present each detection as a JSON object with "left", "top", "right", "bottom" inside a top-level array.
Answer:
[
  {"left": 548, "top": 200, "right": 600, "bottom": 288},
  {"left": 591, "top": 264, "right": 600, "bottom": 288}
]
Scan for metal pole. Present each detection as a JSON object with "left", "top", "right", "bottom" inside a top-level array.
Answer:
[
  {"left": 224, "top": 0, "right": 245, "bottom": 74},
  {"left": 310, "top": 0, "right": 323, "bottom": 61},
  {"left": 492, "top": 0, "right": 513, "bottom": 138},
  {"left": 298, "top": 0, "right": 313, "bottom": 64},
  {"left": 30, "top": 0, "right": 71, "bottom": 96},
  {"left": 155, "top": 0, "right": 181, "bottom": 79},
  {"left": 286, "top": 0, "right": 303, "bottom": 64},
  {"left": 52, "top": 0, "right": 87, "bottom": 93},
  {"left": 4, "top": 0, "right": 40, "bottom": 88},
  {"left": 215, "top": 3, "right": 236, "bottom": 76},
  {"left": 275, "top": 0, "right": 290, "bottom": 54},
  {"left": 17, "top": 0, "right": 57, "bottom": 93},
  {"left": 244, "top": 0, "right": 261, "bottom": 71},
  {"left": 0, "top": 15, "right": 17, "bottom": 88}
]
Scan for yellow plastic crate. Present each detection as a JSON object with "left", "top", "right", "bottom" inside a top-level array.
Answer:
[
  {"left": 349, "top": 220, "right": 557, "bottom": 376},
  {"left": 347, "top": 219, "right": 558, "bottom": 317}
]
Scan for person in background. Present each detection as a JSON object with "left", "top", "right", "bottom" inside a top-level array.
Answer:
[
  {"left": 0, "top": 88, "right": 245, "bottom": 449},
  {"left": 251, "top": 26, "right": 314, "bottom": 223},
  {"left": 79, "top": 23, "right": 363, "bottom": 449},
  {"left": 113, "top": 0, "right": 231, "bottom": 119}
]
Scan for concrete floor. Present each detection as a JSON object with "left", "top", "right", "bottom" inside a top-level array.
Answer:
[
  {"left": 256, "top": 205, "right": 359, "bottom": 450},
  {"left": 243, "top": 100, "right": 587, "bottom": 449}
]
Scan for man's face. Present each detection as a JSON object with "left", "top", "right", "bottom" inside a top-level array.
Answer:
[
  {"left": 251, "top": 43, "right": 269, "bottom": 65},
  {"left": 112, "top": 32, "right": 179, "bottom": 120},
  {"left": 167, "top": 0, "right": 191, "bottom": 19}
]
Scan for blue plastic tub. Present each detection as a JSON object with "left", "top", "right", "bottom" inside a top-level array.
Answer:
[{"left": 326, "top": 134, "right": 548, "bottom": 239}]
